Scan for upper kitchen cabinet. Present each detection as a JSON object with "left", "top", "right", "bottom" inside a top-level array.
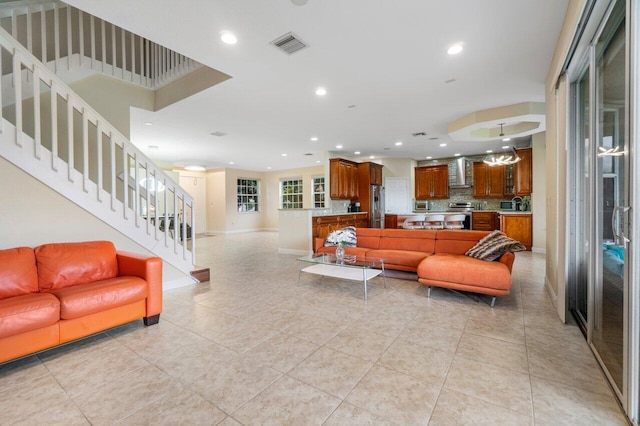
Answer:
[
  {"left": 415, "top": 165, "right": 449, "bottom": 199},
  {"left": 358, "top": 162, "right": 383, "bottom": 185},
  {"left": 513, "top": 148, "right": 532, "bottom": 195},
  {"left": 330, "top": 158, "right": 359, "bottom": 199},
  {"left": 473, "top": 162, "right": 504, "bottom": 198}
]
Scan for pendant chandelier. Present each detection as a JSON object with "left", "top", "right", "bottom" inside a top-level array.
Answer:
[{"left": 483, "top": 124, "right": 521, "bottom": 166}]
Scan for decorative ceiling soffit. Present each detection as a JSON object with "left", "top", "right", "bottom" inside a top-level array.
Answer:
[{"left": 447, "top": 102, "right": 546, "bottom": 142}]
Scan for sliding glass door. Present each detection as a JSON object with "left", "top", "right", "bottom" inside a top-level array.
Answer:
[
  {"left": 569, "top": 0, "right": 629, "bottom": 406},
  {"left": 593, "top": 4, "right": 627, "bottom": 392}
]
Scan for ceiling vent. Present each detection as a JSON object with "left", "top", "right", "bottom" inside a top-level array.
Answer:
[
  {"left": 270, "top": 32, "right": 308, "bottom": 55},
  {"left": 210, "top": 131, "right": 227, "bottom": 137}
]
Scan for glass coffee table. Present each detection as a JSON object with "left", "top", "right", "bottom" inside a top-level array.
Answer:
[{"left": 297, "top": 254, "right": 386, "bottom": 301}]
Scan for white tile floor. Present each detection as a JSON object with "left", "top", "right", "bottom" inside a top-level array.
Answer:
[{"left": 0, "top": 232, "right": 629, "bottom": 425}]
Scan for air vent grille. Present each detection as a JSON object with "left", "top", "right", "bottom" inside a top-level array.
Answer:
[{"left": 270, "top": 32, "right": 308, "bottom": 55}]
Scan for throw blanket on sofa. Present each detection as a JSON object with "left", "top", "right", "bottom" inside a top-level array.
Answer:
[{"left": 465, "top": 230, "right": 526, "bottom": 261}]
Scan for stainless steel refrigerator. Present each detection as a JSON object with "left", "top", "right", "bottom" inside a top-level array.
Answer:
[{"left": 370, "top": 185, "right": 385, "bottom": 228}]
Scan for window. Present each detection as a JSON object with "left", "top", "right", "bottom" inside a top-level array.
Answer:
[
  {"left": 237, "top": 179, "right": 259, "bottom": 212},
  {"left": 281, "top": 178, "right": 303, "bottom": 209},
  {"left": 312, "top": 176, "right": 325, "bottom": 208}
]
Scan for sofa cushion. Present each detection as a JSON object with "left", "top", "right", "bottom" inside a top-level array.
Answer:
[
  {"left": 434, "top": 230, "right": 491, "bottom": 255},
  {"left": 324, "top": 226, "right": 357, "bottom": 247},
  {"left": 465, "top": 230, "right": 527, "bottom": 261},
  {"left": 354, "top": 228, "right": 382, "bottom": 249},
  {"left": 0, "top": 293, "right": 60, "bottom": 339},
  {"left": 379, "top": 229, "right": 436, "bottom": 253},
  {"left": 0, "top": 247, "right": 38, "bottom": 299},
  {"left": 36, "top": 241, "right": 119, "bottom": 291},
  {"left": 418, "top": 253, "right": 511, "bottom": 291},
  {"left": 366, "top": 249, "right": 430, "bottom": 269},
  {"left": 49, "top": 276, "right": 148, "bottom": 320}
]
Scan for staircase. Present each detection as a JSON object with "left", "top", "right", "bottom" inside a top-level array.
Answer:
[{"left": 0, "top": 2, "right": 200, "bottom": 276}]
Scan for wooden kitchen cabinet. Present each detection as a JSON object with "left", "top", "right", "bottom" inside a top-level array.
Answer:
[
  {"left": 500, "top": 213, "right": 532, "bottom": 250},
  {"left": 514, "top": 148, "right": 532, "bottom": 196},
  {"left": 330, "top": 158, "right": 359, "bottom": 199},
  {"left": 415, "top": 165, "right": 449, "bottom": 199},
  {"left": 472, "top": 211, "right": 499, "bottom": 231},
  {"left": 359, "top": 162, "right": 383, "bottom": 186},
  {"left": 312, "top": 213, "right": 369, "bottom": 241},
  {"left": 473, "top": 162, "right": 505, "bottom": 198},
  {"left": 357, "top": 162, "right": 384, "bottom": 217}
]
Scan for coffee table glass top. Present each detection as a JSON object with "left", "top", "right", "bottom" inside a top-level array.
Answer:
[{"left": 297, "top": 253, "right": 384, "bottom": 269}]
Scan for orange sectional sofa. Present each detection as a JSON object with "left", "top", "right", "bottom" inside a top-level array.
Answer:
[
  {"left": 0, "top": 241, "right": 162, "bottom": 364},
  {"left": 315, "top": 228, "right": 515, "bottom": 305}
]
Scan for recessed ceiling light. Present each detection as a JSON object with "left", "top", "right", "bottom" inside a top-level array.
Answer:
[
  {"left": 486, "top": 150, "right": 493, "bottom": 153},
  {"left": 502, "top": 137, "right": 511, "bottom": 142},
  {"left": 426, "top": 156, "right": 432, "bottom": 159},
  {"left": 185, "top": 165, "right": 205, "bottom": 172},
  {"left": 315, "top": 160, "right": 321, "bottom": 163},
  {"left": 439, "top": 143, "right": 447, "bottom": 147},
  {"left": 315, "top": 87, "right": 327, "bottom": 96},
  {"left": 502, "top": 145, "right": 510, "bottom": 149},
  {"left": 447, "top": 43, "right": 463, "bottom": 55},
  {"left": 395, "top": 141, "right": 402, "bottom": 146},
  {"left": 336, "top": 145, "right": 343, "bottom": 149},
  {"left": 147, "top": 145, "right": 158, "bottom": 150},
  {"left": 369, "top": 155, "right": 375, "bottom": 159},
  {"left": 229, "top": 161, "right": 234, "bottom": 165},
  {"left": 354, "top": 151, "right": 361, "bottom": 155},
  {"left": 347, "top": 105, "right": 356, "bottom": 108},
  {"left": 310, "top": 137, "right": 318, "bottom": 141},
  {"left": 282, "top": 153, "right": 288, "bottom": 157},
  {"left": 144, "top": 122, "right": 152, "bottom": 126},
  {"left": 454, "top": 153, "right": 461, "bottom": 157},
  {"left": 267, "top": 166, "right": 272, "bottom": 170},
  {"left": 220, "top": 31, "right": 237, "bottom": 45},
  {"left": 429, "top": 137, "right": 438, "bottom": 140}
]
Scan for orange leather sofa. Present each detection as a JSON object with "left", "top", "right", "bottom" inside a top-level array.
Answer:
[
  {"left": 0, "top": 241, "right": 162, "bottom": 364},
  {"left": 315, "top": 228, "right": 515, "bottom": 304}
]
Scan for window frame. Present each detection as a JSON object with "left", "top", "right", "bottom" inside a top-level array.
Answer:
[
  {"left": 280, "top": 177, "right": 304, "bottom": 209},
  {"left": 236, "top": 178, "right": 260, "bottom": 213},
  {"left": 312, "top": 176, "right": 326, "bottom": 208}
]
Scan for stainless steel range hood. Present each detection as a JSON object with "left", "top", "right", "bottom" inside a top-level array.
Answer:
[{"left": 449, "top": 157, "right": 472, "bottom": 188}]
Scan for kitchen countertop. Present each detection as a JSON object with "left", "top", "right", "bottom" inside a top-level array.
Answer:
[{"left": 311, "top": 211, "right": 368, "bottom": 217}]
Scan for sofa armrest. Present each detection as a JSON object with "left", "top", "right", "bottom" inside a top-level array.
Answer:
[
  {"left": 116, "top": 251, "right": 163, "bottom": 316},
  {"left": 498, "top": 252, "right": 515, "bottom": 273},
  {"left": 314, "top": 238, "right": 325, "bottom": 253}
]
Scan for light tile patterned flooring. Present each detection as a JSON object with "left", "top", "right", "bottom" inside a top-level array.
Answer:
[{"left": 0, "top": 232, "right": 629, "bottom": 425}]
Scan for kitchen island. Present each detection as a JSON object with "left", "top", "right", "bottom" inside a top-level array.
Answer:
[{"left": 278, "top": 209, "right": 368, "bottom": 256}]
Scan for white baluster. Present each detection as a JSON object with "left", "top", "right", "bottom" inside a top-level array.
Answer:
[
  {"left": 33, "top": 67, "right": 41, "bottom": 159},
  {"left": 100, "top": 20, "right": 105, "bottom": 72},
  {"left": 53, "top": 3, "right": 59, "bottom": 72},
  {"left": 40, "top": 5, "right": 46, "bottom": 64},
  {"left": 66, "top": 5, "right": 72, "bottom": 69},
  {"left": 50, "top": 82, "right": 57, "bottom": 170},
  {"left": 96, "top": 121, "right": 102, "bottom": 202},
  {"left": 67, "top": 95, "right": 73, "bottom": 181},
  {"left": 13, "top": 50, "right": 22, "bottom": 147},
  {"left": 89, "top": 15, "right": 95, "bottom": 69},
  {"left": 82, "top": 111, "right": 89, "bottom": 192}
]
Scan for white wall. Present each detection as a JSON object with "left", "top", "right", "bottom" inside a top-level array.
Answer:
[
  {"left": 531, "top": 132, "right": 547, "bottom": 253},
  {"left": 0, "top": 158, "right": 190, "bottom": 288}
]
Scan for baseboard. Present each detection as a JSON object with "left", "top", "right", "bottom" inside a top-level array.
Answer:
[
  {"left": 163, "top": 276, "right": 197, "bottom": 291},
  {"left": 207, "top": 228, "right": 277, "bottom": 235},
  {"left": 278, "top": 248, "right": 312, "bottom": 256},
  {"left": 544, "top": 276, "right": 558, "bottom": 309},
  {"left": 532, "top": 247, "right": 546, "bottom": 254}
]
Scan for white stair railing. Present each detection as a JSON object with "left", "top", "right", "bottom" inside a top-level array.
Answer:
[
  {"left": 0, "top": 25, "right": 196, "bottom": 274},
  {"left": 0, "top": 0, "right": 201, "bottom": 89}
]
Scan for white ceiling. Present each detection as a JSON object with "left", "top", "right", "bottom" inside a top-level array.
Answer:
[{"left": 65, "top": 0, "right": 569, "bottom": 171}]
